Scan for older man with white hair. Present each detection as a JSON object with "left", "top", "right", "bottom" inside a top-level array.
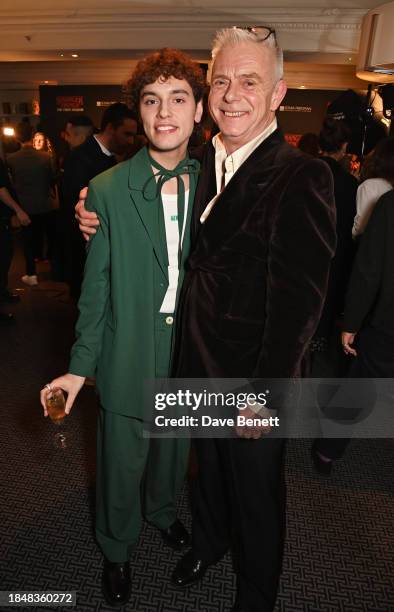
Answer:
[{"left": 170, "top": 27, "right": 336, "bottom": 612}]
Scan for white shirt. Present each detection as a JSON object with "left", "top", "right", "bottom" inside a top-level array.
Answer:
[
  {"left": 200, "top": 119, "right": 278, "bottom": 223},
  {"left": 159, "top": 190, "right": 189, "bottom": 313},
  {"left": 352, "top": 177, "right": 392, "bottom": 237},
  {"left": 93, "top": 135, "right": 112, "bottom": 157}
]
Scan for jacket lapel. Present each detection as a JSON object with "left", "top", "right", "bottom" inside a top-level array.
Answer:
[
  {"left": 128, "top": 147, "right": 168, "bottom": 281},
  {"left": 189, "top": 129, "right": 286, "bottom": 266}
]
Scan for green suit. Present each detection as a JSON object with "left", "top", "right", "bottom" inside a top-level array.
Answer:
[{"left": 69, "top": 146, "right": 197, "bottom": 561}]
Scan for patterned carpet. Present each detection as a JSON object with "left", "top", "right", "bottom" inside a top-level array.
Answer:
[{"left": 0, "top": 238, "right": 393, "bottom": 612}]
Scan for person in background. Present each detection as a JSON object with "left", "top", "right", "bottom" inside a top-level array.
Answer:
[
  {"left": 343, "top": 188, "right": 394, "bottom": 371},
  {"left": 7, "top": 123, "right": 54, "bottom": 286},
  {"left": 309, "top": 118, "right": 358, "bottom": 371},
  {"left": 309, "top": 118, "right": 358, "bottom": 474},
  {"left": 31, "top": 131, "right": 57, "bottom": 262},
  {"left": 0, "top": 157, "right": 30, "bottom": 324},
  {"left": 317, "top": 187, "right": 394, "bottom": 475},
  {"left": 62, "top": 103, "right": 137, "bottom": 300},
  {"left": 63, "top": 115, "right": 94, "bottom": 151},
  {"left": 33, "top": 131, "right": 54, "bottom": 156},
  {"left": 352, "top": 136, "right": 394, "bottom": 238},
  {"left": 53, "top": 116, "right": 94, "bottom": 281},
  {"left": 58, "top": 115, "right": 95, "bottom": 177}
]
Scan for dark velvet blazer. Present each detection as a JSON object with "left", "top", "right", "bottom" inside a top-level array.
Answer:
[{"left": 173, "top": 129, "right": 337, "bottom": 379}]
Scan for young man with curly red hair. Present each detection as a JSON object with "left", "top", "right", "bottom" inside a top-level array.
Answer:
[{"left": 41, "top": 48, "right": 204, "bottom": 607}]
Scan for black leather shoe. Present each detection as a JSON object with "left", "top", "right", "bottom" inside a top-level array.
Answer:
[
  {"left": 0, "top": 291, "right": 20, "bottom": 304},
  {"left": 171, "top": 549, "right": 209, "bottom": 587},
  {"left": 102, "top": 559, "right": 131, "bottom": 607},
  {"left": 159, "top": 519, "right": 190, "bottom": 550}
]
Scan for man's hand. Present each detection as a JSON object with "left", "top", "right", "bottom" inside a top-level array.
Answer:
[
  {"left": 341, "top": 331, "right": 357, "bottom": 357},
  {"left": 16, "top": 208, "right": 31, "bottom": 226},
  {"left": 40, "top": 373, "right": 85, "bottom": 416},
  {"left": 235, "top": 405, "right": 272, "bottom": 440},
  {"left": 75, "top": 186, "right": 99, "bottom": 241}
]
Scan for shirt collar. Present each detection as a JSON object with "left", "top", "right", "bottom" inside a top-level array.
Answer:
[
  {"left": 211, "top": 119, "right": 277, "bottom": 193},
  {"left": 212, "top": 118, "right": 277, "bottom": 169},
  {"left": 94, "top": 134, "right": 112, "bottom": 157}
]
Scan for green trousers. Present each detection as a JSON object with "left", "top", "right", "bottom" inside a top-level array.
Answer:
[{"left": 95, "top": 315, "right": 189, "bottom": 562}]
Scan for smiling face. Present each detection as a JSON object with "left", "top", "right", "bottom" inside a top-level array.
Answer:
[
  {"left": 139, "top": 76, "right": 203, "bottom": 166},
  {"left": 209, "top": 41, "right": 287, "bottom": 154}
]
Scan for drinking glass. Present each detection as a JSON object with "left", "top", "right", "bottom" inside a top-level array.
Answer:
[{"left": 46, "top": 388, "right": 68, "bottom": 449}]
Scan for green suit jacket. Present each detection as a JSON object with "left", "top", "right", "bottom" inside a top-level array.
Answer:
[{"left": 69, "top": 146, "right": 196, "bottom": 418}]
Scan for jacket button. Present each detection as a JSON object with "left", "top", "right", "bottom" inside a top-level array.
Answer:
[{"left": 165, "top": 316, "right": 174, "bottom": 325}]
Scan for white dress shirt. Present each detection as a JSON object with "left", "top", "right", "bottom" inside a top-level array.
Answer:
[
  {"left": 200, "top": 120, "right": 278, "bottom": 418},
  {"left": 200, "top": 119, "right": 278, "bottom": 224},
  {"left": 159, "top": 190, "right": 189, "bottom": 313},
  {"left": 93, "top": 135, "right": 112, "bottom": 157},
  {"left": 352, "top": 177, "right": 392, "bottom": 237}
]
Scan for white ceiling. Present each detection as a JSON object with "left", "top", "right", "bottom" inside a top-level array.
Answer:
[{"left": 0, "top": 1, "right": 386, "bottom": 89}]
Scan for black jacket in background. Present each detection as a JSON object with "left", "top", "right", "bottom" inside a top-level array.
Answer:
[
  {"left": 62, "top": 135, "right": 115, "bottom": 217},
  {"left": 316, "top": 155, "right": 358, "bottom": 336},
  {"left": 61, "top": 135, "right": 115, "bottom": 298},
  {"left": 343, "top": 188, "right": 394, "bottom": 335}
]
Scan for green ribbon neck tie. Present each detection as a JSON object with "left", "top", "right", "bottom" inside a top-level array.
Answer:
[{"left": 143, "top": 152, "right": 200, "bottom": 268}]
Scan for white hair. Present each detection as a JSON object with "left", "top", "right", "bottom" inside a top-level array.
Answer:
[{"left": 211, "top": 26, "right": 283, "bottom": 81}]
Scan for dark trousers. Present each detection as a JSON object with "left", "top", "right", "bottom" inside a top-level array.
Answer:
[
  {"left": 0, "top": 217, "right": 13, "bottom": 295},
  {"left": 31, "top": 210, "right": 56, "bottom": 260},
  {"left": 63, "top": 224, "right": 86, "bottom": 301},
  {"left": 22, "top": 222, "right": 36, "bottom": 276},
  {"left": 314, "top": 325, "right": 394, "bottom": 460},
  {"left": 22, "top": 212, "right": 55, "bottom": 275},
  {"left": 191, "top": 437, "right": 286, "bottom": 612}
]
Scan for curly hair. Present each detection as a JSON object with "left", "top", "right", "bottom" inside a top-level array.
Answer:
[{"left": 127, "top": 48, "right": 205, "bottom": 110}]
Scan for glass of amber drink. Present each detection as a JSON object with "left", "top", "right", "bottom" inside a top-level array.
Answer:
[{"left": 46, "top": 388, "right": 68, "bottom": 449}]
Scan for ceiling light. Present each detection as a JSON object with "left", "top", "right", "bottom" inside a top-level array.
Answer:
[
  {"left": 60, "top": 53, "right": 64, "bottom": 57},
  {"left": 299, "top": 85, "right": 306, "bottom": 89},
  {"left": 71, "top": 53, "right": 79, "bottom": 58}
]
